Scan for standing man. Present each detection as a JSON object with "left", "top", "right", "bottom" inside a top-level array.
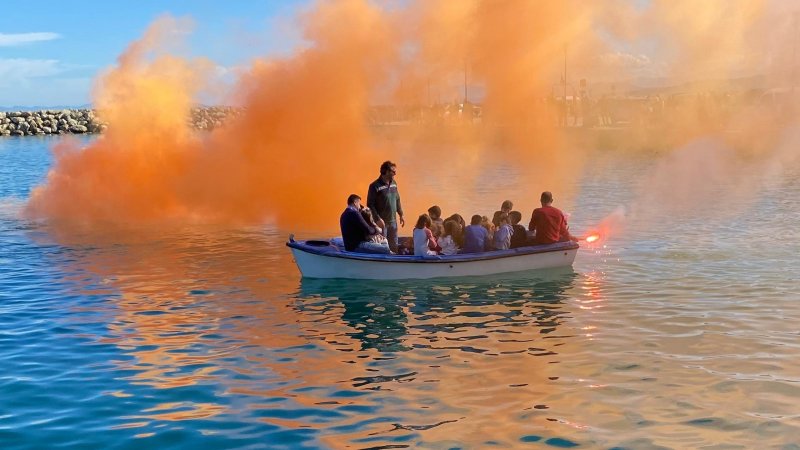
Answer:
[
  {"left": 367, "top": 161, "right": 405, "bottom": 253},
  {"left": 528, "top": 191, "right": 577, "bottom": 244}
]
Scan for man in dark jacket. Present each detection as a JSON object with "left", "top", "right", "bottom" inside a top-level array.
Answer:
[
  {"left": 367, "top": 161, "right": 405, "bottom": 252},
  {"left": 340, "top": 194, "right": 390, "bottom": 254},
  {"left": 528, "top": 191, "right": 578, "bottom": 244}
]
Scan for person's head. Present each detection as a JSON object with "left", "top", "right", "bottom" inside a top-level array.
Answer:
[
  {"left": 540, "top": 191, "right": 553, "bottom": 206},
  {"left": 444, "top": 219, "right": 459, "bottom": 238},
  {"left": 360, "top": 206, "right": 374, "bottom": 224},
  {"left": 509, "top": 210, "right": 522, "bottom": 225},
  {"left": 470, "top": 214, "right": 482, "bottom": 226},
  {"left": 501, "top": 200, "right": 513, "bottom": 212},
  {"left": 481, "top": 215, "right": 493, "bottom": 230},
  {"left": 415, "top": 213, "right": 432, "bottom": 229},
  {"left": 380, "top": 161, "right": 397, "bottom": 179},
  {"left": 497, "top": 212, "right": 509, "bottom": 225},
  {"left": 347, "top": 194, "right": 362, "bottom": 208},
  {"left": 448, "top": 213, "right": 465, "bottom": 227},
  {"left": 427, "top": 205, "right": 441, "bottom": 220}
]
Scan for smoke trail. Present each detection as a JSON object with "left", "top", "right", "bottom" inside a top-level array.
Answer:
[{"left": 23, "top": 0, "right": 800, "bottom": 233}]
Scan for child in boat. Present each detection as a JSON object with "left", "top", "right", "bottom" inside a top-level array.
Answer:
[
  {"left": 493, "top": 212, "right": 513, "bottom": 250},
  {"left": 509, "top": 211, "right": 529, "bottom": 248},
  {"left": 481, "top": 215, "right": 495, "bottom": 248},
  {"left": 463, "top": 214, "right": 491, "bottom": 253},
  {"left": 444, "top": 213, "right": 466, "bottom": 247},
  {"left": 438, "top": 220, "right": 460, "bottom": 255},
  {"left": 427, "top": 205, "right": 445, "bottom": 239},
  {"left": 360, "top": 207, "right": 389, "bottom": 246},
  {"left": 413, "top": 214, "right": 441, "bottom": 256}
]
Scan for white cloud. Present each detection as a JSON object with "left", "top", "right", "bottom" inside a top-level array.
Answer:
[
  {"left": 0, "top": 58, "right": 63, "bottom": 85},
  {"left": 0, "top": 32, "right": 61, "bottom": 46}
]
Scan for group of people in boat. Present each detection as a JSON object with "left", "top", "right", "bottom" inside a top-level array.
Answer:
[{"left": 339, "top": 160, "right": 578, "bottom": 256}]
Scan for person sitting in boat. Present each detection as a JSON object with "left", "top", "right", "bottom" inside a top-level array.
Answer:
[
  {"left": 413, "top": 214, "right": 441, "bottom": 256},
  {"left": 463, "top": 214, "right": 491, "bottom": 253},
  {"left": 340, "top": 194, "right": 391, "bottom": 254},
  {"left": 509, "top": 210, "right": 529, "bottom": 248},
  {"left": 493, "top": 212, "right": 513, "bottom": 250},
  {"left": 444, "top": 213, "right": 466, "bottom": 247},
  {"left": 528, "top": 191, "right": 578, "bottom": 244},
  {"left": 492, "top": 200, "right": 514, "bottom": 227},
  {"left": 438, "top": 220, "right": 460, "bottom": 255},
  {"left": 360, "top": 207, "right": 390, "bottom": 246},
  {"left": 481, "top": 215, "right": 495, "bottom": 247},
  {"left": 427, "top": 205, "right": 445, "bottom": 239}
]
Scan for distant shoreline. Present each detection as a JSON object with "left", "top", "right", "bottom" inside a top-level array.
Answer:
[{"left": 0, "top": 106, "right": 239, "bottom": 137}]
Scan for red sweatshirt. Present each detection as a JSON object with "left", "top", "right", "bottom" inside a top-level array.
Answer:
[{"left": 528, "top": 205, "right": 572, "bottom": 244}]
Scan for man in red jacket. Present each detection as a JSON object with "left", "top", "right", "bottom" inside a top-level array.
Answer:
[{"left": 528, "top": 191, "right": 578, "bottom": 244}]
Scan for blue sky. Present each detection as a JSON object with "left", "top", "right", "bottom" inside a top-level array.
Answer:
[{"left": 0, "top": 1, "right": 309, "bottom": 107}]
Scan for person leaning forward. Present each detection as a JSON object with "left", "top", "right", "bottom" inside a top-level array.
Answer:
[
  {"left": 367, "top": 160, "right": 405, "bottom": 252},
  {"left": 340, "top": 194, "right": 391, "bottom": 254},
  {"left": 528, "top": 191, "right": 578, "bottom": 245}
]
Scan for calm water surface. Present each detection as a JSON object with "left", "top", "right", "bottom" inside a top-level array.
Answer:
[{"left": 1, "top": 136, "right": 799, "bottom": 449}]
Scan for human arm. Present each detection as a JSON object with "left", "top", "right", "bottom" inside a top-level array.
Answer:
[
  {"left": 560, "top": 214, "right": 578, "bottom": 242},
  {"left": 366, "top": 182, "right": 377, "bottom": 218},
  {"left": 396, "top": 190, "right": 405, "bottom": 227}
]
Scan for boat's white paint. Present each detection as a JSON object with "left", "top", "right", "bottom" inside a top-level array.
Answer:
[{"left": 289, "top": 246, "right": 578, "bottom": 280}]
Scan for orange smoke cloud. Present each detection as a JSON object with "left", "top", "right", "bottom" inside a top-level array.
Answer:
[
  {"left": 26, "top": 2, "right": 394, "bottom": 231},
  {"left": 23, "top": 0, "right": 800, "bottom": 233}
]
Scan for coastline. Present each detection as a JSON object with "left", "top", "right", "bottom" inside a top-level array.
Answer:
[{"left": 0, "top": 106, "right": 239, "bottom": 137}]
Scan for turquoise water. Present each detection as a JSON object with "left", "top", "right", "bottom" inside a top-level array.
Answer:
[{"left": 1, "top": 135, "right": 799, "bottom": 449}]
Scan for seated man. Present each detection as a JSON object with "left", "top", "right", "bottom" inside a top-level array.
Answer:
[
  {"left": 340, "top": 194, "right": 391, "bottom": 254},
  {"left": 463, "top": 214, "right": 491, "bottom": 253},
  {"left": 528, "top": 191, "right": 578, "bottom": 245}
]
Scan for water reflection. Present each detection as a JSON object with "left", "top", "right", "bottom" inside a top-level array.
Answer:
[
  {"left": 30, "top": 223, "right": 600, "bottom": 447},
  {"left": 296, "top": 269, "right": 578, "bottom": 355}
]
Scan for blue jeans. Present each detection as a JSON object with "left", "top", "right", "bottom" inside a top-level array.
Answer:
[
  {"left": 355, "top": 241, "right": 391, "bottom": 254},
  {"left": 383, "top": 221, "right": 398, "bottom": 253}
]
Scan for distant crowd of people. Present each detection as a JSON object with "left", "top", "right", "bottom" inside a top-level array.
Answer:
[{"left": 339, "top": 161, "right": 577, "bottom": 256}]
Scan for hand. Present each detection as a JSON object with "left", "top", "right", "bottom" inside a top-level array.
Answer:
[{"left": 399, "top": 215, "right": 405, "bottom": 227}]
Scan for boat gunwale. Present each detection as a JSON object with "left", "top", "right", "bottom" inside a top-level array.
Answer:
[{"left": 287, "top": 240, "right": 579, "bottom": 264}]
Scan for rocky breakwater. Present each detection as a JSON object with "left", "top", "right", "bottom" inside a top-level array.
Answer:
[
  {"left": 0, "top": 106, "right": 242, "bottom": 137},
  {"left": 0, "top": 109, "right": 106, "bottom": 136}
]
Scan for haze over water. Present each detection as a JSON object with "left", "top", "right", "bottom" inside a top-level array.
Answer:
[{"left": 2, "top": 135, "right": 799, "bottom": 448}]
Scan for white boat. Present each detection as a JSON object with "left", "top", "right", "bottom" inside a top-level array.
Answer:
[{"left": 287, "top": 236, "right": 579, "bottom": 280}]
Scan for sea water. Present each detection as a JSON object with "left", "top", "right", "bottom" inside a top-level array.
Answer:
[{"left": 1, "top": 135, "right": 799, "bottom": 449}]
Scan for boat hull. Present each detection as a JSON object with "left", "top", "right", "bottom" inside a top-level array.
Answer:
[{"left": 288, "top": 241, "right": 578, "bottom": 280}]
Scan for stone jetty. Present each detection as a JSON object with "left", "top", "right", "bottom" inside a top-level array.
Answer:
[{"left": 0, "top": 106, "right": 241, "bottom": 136}]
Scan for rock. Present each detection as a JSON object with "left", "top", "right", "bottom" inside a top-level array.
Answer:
[
  {"left": 69, "top": 125, "right": 88, "bottom": 133},
  {"left": 18, "top": 122, "right": 30, "bottom": 133},
  {"left": 11, "top": 130, "right": 24, "bottom": 136},
  {"left": 10, "top": 116, "right": 26, "bottom": 125},
  {"left": 42, "top": 126, "right": 52, "bottom": 134}
]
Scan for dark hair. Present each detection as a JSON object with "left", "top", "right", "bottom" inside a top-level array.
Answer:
[
  {"left": 427, "top": 205, "right": 441, "bottom": 219},
  {"left": 497, "top": 212, "right": 509, "bottom": 224},
  {"left": 541, "top": 191, "right": 553, "bottom": 204},
  {"left": 470, "top": 214, "right": 482, "bottom": 225},
  {"left": 509, "top": 210, "right": 522, "bottom": 224},
  {"left": 447, "top": 213, "right": 465, "bottom": 227},
  {"left": 415, "top": 213, "right": 432, "bottom": 229},
  {"left": 360, "top": 207, "right": 374, "bottom": 225},
  {"left": 347, "top": 194, "right": 361, "bottom": 205},
  {"left": 380, "top": 160, "right": 396, "bottom": 175},
  {"left": 501, "top": 200, "right": 513, "bottom": 211},
  {"left": 444, "top": 220, "right": 458, "bottom": 237}
]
